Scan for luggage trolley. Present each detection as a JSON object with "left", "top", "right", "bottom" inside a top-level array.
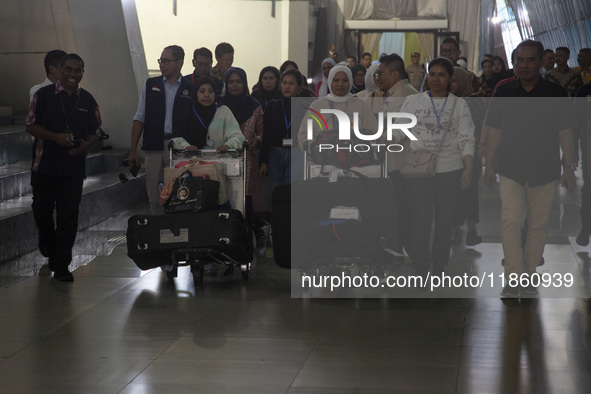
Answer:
[
  {"left": 290, "top": 142, "right": 396, "bottom": 278},
  {"left": 126, "top": 141, "right": 253, "bottom": 288}
]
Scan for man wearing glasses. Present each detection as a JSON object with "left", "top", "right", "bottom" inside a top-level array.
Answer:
[
  {"left": 184, "top": 47, "right": 213, "bottom": 84},
  {"left": 439, "top": 38, "right": 462, "bottom": 65},
  {"left": 128, "top": 45, "right": 195, "bottom": 214},
  {"left": 438, "top": 37, "right": 479, "bottom": 94},
  {"left": 26, "top": 53, "right": 101, "bottom": 281}
]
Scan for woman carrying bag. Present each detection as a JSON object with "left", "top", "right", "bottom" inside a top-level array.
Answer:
[{"left": 394, "top": 57, "right": 475, "bottom": 277}]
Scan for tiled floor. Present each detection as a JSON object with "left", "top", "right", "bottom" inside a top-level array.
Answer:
[{"left": 0, "top": 174, "right": 590, "bottom": 393}]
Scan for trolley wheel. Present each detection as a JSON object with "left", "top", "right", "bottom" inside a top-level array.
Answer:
[{"left": 191, "top": 264, "right": 204, "bottom": 288}]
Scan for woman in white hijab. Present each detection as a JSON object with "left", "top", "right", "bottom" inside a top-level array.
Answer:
[
  {"left": 314, "top": 57, "right": 336, "bottom": 97},
  {"left": 299, "top": 65, "right": 378, "bottom": 151}
]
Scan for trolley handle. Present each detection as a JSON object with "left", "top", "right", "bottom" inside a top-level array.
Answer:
[{"left": 169, "top": 140, "right": 248, "bottom": 157}]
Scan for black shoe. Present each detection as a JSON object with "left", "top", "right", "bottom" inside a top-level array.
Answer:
[
  {"left": 501, "top": 284, "right": 519, "bottom": 298},
  {"left": 576, "top": 230, "right": 590, "bottom": 246},
  {"left": 54, "top": 270, "right": 74, "bottom": 282},
  {"left": 38, "top": 264, "right": 53, "bottom": 276},
  {"left": 465, "top": 231, "right": 483, "bottom": 246}
]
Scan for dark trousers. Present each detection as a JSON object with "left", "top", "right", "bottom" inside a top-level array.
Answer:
[
  {"left": 31, "top": 172, "right": 84, "bottom": 271},
  {"left": 389, "top": 170, "right": 413, "bottom": 256},
  {"left": 453, "top": 159, "right": 481, "bottom": 226},
  {"left": 406, "top": 169, "right": 462, "bottom": 273}
]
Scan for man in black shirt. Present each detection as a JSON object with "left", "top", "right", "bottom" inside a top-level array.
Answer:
[
  {"left": 574, "top": 82, "right": 591, "bottom": 246},
  {"left": 26, "top": 53, "right": 101, "bottom": 281},
  {"left": 484, "top": 40, "right": 577, "bottom": 297}
]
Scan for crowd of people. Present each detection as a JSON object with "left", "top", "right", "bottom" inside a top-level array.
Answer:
[{"left": 26, "top": 38, "right": 591, "bottom": 296}]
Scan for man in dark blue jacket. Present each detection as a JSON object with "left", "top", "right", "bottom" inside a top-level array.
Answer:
[{"left": 128, "top": 45, "right": 195, "bottom": 213}]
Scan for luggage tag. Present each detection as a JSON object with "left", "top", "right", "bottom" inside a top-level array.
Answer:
[
  {"left": 282, "top": 139, "right": 292, "bottom": 147},
  {"left": 206, "top": 138, "right": 214, "bottom": 148},
  {"left": 329, "top": 169, "right": 338, "bottom": 183}
]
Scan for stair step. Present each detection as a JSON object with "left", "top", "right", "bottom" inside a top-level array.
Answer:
[
  {"left": 0, "top": 169, "right": 147, "bottom": 265},
  {"left": 0, "top": 126, "right": 33, "bottom": 166},
  {"left": 0, "top": 150, "right": 130, "bottom": 201},
  {"left": 0, "top": 162, "right": 31, "bottom": 200}
]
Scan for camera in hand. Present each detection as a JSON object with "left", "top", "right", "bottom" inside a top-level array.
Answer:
[
  {"left": 66, "top": 136, "right": 83, "bottom": 149},
  {"left": 120, "top": 159, "right": 141, "bottom": 183}
]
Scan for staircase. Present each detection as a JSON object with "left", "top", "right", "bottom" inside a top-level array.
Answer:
[{"left": 0, "top": 125, "right": 147, "bottom": 277}]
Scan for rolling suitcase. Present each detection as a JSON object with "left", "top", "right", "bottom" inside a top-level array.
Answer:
[
  {"left": 271, "top": 183, "right": 291, "bottom": 268},
  {"left": 291, "top": 176, "right": 397, "bottom": 275},
  {"left": 126, "top": 209, "right": 253, "bottom": 285}
]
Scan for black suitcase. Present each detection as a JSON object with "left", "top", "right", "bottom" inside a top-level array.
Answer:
[
  {"left": 126, "top": 209, "right": 253, "bottom": 271},
  {"left": 271, "top": 184, "right": 291, "bottom": 268},
  {"left": 291, "top": 177, "right": 398, "bottom": 272}
]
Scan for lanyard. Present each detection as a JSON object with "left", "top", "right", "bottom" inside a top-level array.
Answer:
[
  {"left": 428, "top": 91, "right": 449, "bottom": 129},
  {"left": 193, "top": 103, "right": 217, "bottom": 129},
  {"left": 282, "top": 98, "right": 298, "bottom": 135},
  {"left": 59, "top": 91, "right": 81, "bottom": 131}
]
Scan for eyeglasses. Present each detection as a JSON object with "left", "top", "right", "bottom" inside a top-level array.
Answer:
[
  {"left": 440, "top": 48, "right": 458, "bottom": 56},
  {"left": 157, "top": 58, "right": 177, "bottom": 66},
  {"left": 195, "top": 61, "right": 212, "bottom": 68}
]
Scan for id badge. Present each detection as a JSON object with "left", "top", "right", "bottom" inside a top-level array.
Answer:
[
  {"left": 206, "top": 139, "right": 214, "bottom": 148},
  {"left": 282, "top": 139, "right": 292, "bottom": 147}
]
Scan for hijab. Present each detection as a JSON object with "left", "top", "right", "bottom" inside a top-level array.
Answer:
[
  {"left": 364, "top": 62, "right": 379, "bottom": 94},
  {"left": 489, "top": 56, "right": 508, "bottom": 87},
  {"left": 350, "top": 63, "right": 366, "bottom": 92},
  {"left": 192, "top": 76, "right": 218, "bottom": 139},
  {"left": 326, "top": 65, "right": 353, "bottom": 103},
  {"left": 452, "top": 66, "right": 474, "bottom": 98},
  {"left": 318, "top": 57, "right": 336, "bottom": 97},
  {"left": 220, "top": 67, "right": 261, "bottom": 125}
]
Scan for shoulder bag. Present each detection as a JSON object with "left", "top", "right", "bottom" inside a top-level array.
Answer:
[{"left": 400, "top": 97, "right": 457, "bottom": 178}]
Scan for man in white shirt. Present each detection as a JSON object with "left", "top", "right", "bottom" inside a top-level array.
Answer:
[{"left": 29, "top": 50, "right": 67, "bottom": 103}]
